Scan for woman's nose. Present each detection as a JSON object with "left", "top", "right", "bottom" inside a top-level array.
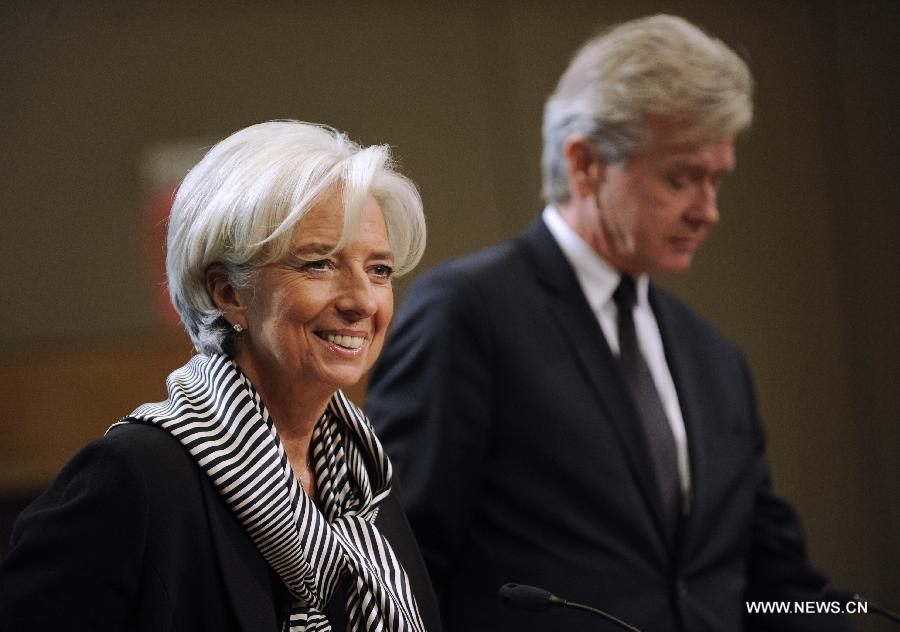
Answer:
[{"left": 335, "top": 270, "right": 378, "bottom": 319}]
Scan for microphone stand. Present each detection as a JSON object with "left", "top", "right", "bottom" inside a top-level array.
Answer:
[
  {"left": 552, "top": 596, "right": 642, "bottom": 631},
  {"left": 499, "top": 583, "right": 641, "bottom": 631}
]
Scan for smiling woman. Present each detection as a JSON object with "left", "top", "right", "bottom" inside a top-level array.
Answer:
[
  {"left": 209, "top": 193, "right": 398, "bottom": 458},
  {"left": 0, "top": 121, "right": 439, "bottom": 632},
  {"left": 166, "top": 121, "right": 424, "bottom": 359}
]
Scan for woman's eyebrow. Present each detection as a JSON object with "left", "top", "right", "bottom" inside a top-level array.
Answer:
[
  {"left": 370, "top": 249, "right": 395, "bottom": 261},
  {"left": 291, "top": 243, "right": 395, "bottom": 261},
  {"left": 292, "top": 242, "right": 337, "bottom": 257}
]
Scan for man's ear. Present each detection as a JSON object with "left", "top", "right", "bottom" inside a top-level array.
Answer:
[
  {"left": 206, "top": 263, "right": 248, "bottom": 329},
  {"left": 564, "top": 137, "right": 605, "bottom": 199}
]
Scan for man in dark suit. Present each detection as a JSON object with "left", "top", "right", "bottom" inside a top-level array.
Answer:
[{"left": 366, "top": 14, "right": 852, "bottom": 632}]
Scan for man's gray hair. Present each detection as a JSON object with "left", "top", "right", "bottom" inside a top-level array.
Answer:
[
  {"left": 542, "top": 14, "right": 754, "bottom": 204},
  {"left": 166, "top": 120, "right": 425, "bottom": 355}
]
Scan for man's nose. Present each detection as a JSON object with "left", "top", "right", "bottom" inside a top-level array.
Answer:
[{"left": 692, "top": 180, "right": 720, "bottom": 225}]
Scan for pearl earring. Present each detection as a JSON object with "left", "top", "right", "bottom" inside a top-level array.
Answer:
[{"left": 233, "top": 323, "right": 244, "bottom": 332}]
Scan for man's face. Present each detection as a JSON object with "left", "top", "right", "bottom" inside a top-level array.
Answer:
[{"left": 573, "top": 128, "right": 736, "bottom": 276}]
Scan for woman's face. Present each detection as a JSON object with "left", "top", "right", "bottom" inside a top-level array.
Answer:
[{"left": 235, "top": 193, "right": 394, "bottom": 404}]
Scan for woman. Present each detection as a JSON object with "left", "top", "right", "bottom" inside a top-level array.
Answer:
[{"left": 0, "top": 121, "right": 439, "bottom": 631}]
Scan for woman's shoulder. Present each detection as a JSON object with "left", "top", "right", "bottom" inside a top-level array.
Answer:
[
  {"left": 12, "top": 421, "right": 218, "bottom": 561},
  {"left": 104, "top": 421, "right": 190, "bottom": 458},
  {"left": 0, "top": 423, "right": 250, "bottom": 630},
  {"left": 102, "top": 422, "right": 208, "bottom": 495},
  {"left": 42, "top": 422, "right": 207, "bottom": 510}
]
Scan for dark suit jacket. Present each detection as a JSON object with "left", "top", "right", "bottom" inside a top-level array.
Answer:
[
  {"left": 0, "top": 423, "right": 441, "bottom": 631},
  {"left": 365, "top": 218, "right": 851, "bottom": 632}
]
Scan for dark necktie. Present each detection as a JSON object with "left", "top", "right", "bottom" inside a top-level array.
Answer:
[{"left": 613, "top": 275, "right": 681, "bottom": 537}]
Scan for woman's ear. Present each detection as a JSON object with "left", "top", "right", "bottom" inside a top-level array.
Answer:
[
  {"left": 564, "top": 137, "right": 605, "bottom": 199},
  {"left": 206, "top": 263, "right": 247, "bottom": 329}
]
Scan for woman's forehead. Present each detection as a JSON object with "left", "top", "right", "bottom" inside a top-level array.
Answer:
[{"left": 288, "top": 194, "right": 391, "bottom": 257}]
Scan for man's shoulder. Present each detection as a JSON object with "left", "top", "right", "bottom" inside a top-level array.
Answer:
[
  {"left": 650, "top": 284, "right": 744, "bottom": 357},
  {"left": 401, "top": 235, "right": 539, "bottom": 321},
  {"left": 415, "top": 236, "right": 527, "bottom": 289}
]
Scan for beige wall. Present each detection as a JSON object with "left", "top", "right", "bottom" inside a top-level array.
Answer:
[{"left": 1, "top": 0, "right": 896, "bottom": 616}]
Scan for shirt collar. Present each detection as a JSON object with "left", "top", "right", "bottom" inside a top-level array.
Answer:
[{"left": 541, "top": 205, "right": 650, "bottom": 309}]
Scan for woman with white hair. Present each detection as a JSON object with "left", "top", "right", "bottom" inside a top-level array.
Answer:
[{"left": 0, "top": 121, "right": 440, "bottom": 632}]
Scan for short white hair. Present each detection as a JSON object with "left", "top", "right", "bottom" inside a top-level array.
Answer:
[
  {"left": 166, "top": 120, "right": 426, "bottom": 355},
  {"left": 542, "top": 14, "right": 754, "bottom": 203}
]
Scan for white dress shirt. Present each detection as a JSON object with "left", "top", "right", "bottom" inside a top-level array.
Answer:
[{"left": 542, "top": 206, "right": 692, "bottom": 501}]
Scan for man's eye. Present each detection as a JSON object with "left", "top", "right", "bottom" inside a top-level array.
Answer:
[{"left": 667, "top": 174, "right": 688, "bottom": 190}]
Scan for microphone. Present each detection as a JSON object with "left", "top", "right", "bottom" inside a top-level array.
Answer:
[
  {"left": 822, "top": 584, "right": 900, "bottom": 626},
  {"left": 498, "top": 583, "right": 642, "bottom": 631}
]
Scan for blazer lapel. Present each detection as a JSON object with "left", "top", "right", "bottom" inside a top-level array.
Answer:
[
  {"left": 519, "top": 218, "right": 675, "bottom": 552},
  {"left": 200, "top": 475, "right": 285, "bottom": 631}
]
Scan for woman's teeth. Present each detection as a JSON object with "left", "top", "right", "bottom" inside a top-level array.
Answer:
[{"left": 322, "top": 333, "right": 365, "bottom": 349}]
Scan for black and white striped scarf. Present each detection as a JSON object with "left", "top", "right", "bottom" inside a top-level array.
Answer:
[{"left": 110, "top": 353, "right": 426, "bottom": 632}]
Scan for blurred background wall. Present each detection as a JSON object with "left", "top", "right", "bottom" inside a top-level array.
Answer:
[{"left": 1, "top": 0, "right": 897, "bottom": 622}]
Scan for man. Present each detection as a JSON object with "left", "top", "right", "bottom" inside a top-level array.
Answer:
[{"left": 366, "top": 15, "right": 851, "bottom": 632}]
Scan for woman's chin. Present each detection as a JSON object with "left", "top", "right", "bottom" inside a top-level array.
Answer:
[{"left": 317, "top": 367, "right": 369, "bottom": 392}]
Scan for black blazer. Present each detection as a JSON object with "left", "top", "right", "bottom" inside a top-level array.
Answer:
[
  {"left": 0, "top": 423, "right": 441, "bottom": 631},
  {"left": 365, "top": 217, "right": 851, "bottom": 632}
]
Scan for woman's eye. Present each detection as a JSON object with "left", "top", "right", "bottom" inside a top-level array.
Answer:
[
  {"left": 301, "top": 259, "right": 331, "bottom": 272},
  {"left": 371, "top": 264, "right": 394, "bottom": 279}
]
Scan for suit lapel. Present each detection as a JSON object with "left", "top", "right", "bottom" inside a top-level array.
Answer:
[
  {"left": 519, "top": 218, "right": 675, "bottom": 552},
  {"left": 649, "top": 287, "right": 707, "bottom": 557}
]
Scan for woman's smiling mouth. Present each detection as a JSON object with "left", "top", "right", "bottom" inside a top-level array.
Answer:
[{"left": 316, "top": 331, "right": 366, "bottom": 349}]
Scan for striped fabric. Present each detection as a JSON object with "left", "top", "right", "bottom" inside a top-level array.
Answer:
[{"left": 110, "top": 353, "right": 426, "bottom": 632}]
